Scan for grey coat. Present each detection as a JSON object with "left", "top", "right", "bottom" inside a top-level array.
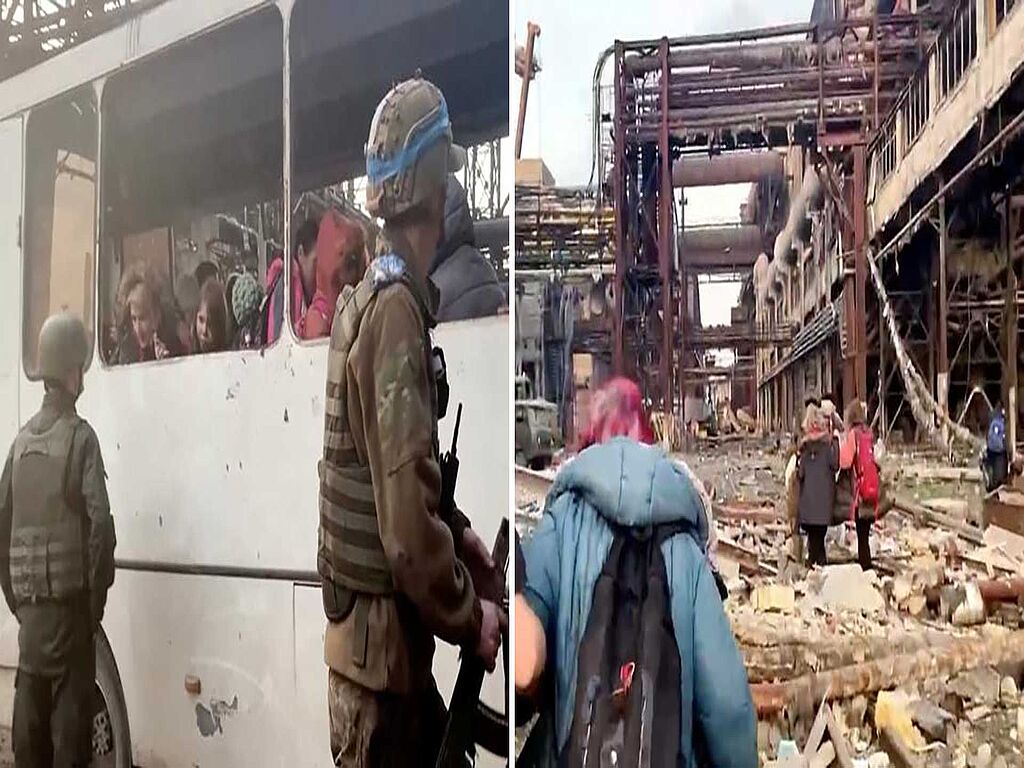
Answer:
[{"left": 431, "top": 176, "right": 506, "bottom": 323}]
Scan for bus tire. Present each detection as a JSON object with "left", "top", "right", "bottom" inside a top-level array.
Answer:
[{"left": 93, "top": 627, "right": 131, "bottom": 768}]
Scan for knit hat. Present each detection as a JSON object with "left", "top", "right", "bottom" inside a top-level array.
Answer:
[{"left": 231, "top": 272, "right": 263, "bottom": 328}]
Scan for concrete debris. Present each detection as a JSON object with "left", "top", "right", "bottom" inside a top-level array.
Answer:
[
  {"left": 515, "top": 440, "right": 1024, "bottom": 766},
  {"left": 909, "top": 698, "right": 956, "bottom": 742},
  {"left": 753, "top": 584, "right": 797, "bottom": 613},
  {"left": 969, "top": 743, "right": 992, "bottom": 768},
  {"left": 875, "top": 690, "right": 925, "bottom": 751},
  {"left": 1000, "top": 677, "right": 1018, "bottom": 709},
  {"left": 949, "top": 667, "right": 1002, "bottom": 707},
  {"left": 811, "top": 564, "right": 885, "bottom": 614}
]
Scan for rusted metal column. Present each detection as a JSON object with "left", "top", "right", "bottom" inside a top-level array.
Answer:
[
  {"left": 514, "top": 22, "right": 540, "bottom": 161},
  {"left": 1006, "top": 196, "right": 1019, "bottom": 450},
  {"left": 612, "top": 42, "right": 626, "bottom": 376},
  {"left": 659, "top": 37, "right": 674, "bottom": 416},
  {"left": 937, "top": 193, "right": 950, "bottom": 417},
  {"left": 854, "top": 144, "right": 868, "bottom": 401}
]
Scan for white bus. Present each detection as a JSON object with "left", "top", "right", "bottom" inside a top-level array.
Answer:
[{"left": 0, "top": 0, "right": 510, "bottom": 765}]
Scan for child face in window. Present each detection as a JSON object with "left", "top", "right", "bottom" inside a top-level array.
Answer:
[
  {"left": 128, "top": 284, "right": 158, "bottom": 350},
  {"left": 196, "top": 302, "right": 214, "bottom": 352}
]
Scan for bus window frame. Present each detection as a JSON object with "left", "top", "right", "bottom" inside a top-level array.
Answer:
[
  {"left": 95, "top": 4, "right": 287, "bottom": 371},
  {"left": 21, "top": 87, "right": 99, "bottom": 380}
]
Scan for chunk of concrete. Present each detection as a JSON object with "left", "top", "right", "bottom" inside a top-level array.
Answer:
[
  {"left": 950, "top": 667, "right": 1002, "bottom": 707},
  {"left": 812, "top": 563, "right": 885, "bottom": 613},
  {"left": 909, "top": 698, "right": 955, "bottom": 743},
  {"left": 1001, "top": 676, "right": 1019, "bottom": 708},
  {"left": 753, "top": 584, "right": 796, "bottom": 613}
]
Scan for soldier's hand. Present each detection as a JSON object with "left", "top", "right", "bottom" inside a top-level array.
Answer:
[
  {"left": 462, "top": 527, "right": 501, "bottom": 598},
  {"left": 476, "top": 599, "right": 505, "bottom": 673},
  {"left": 462, "top": 527, "right": 493, "bottom": 571}
]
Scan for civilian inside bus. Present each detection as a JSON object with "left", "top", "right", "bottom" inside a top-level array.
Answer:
[
  {"left": 194, "top": 260, "right": 220, "bottom": 290},
  {"left": 267, "top": 217, "right": 319, "bottom": 342},
  {"left": 193, "top": 278, "right": 230, "bottom": 355},
  {"left": 113, "top": 266, "right": 184, "bottom": 364},
  {"left": 302, "top": 209, "right": 366, "bottom": 340}
]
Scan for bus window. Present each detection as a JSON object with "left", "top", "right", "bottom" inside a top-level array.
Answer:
[
  {"left": 23, "top": 88, "right": 97, "bottom": 377},
  {"left": 289, "top": 0, "right": 508, "bottom": 333},
  {"left": 99, "top": 7, "right": 283, "bottom": 364}
]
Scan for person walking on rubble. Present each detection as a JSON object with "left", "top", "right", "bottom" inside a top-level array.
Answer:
[
  {"left": 315, "top": 75, "right": 504, "bottom": 767},
  {"left": 0, "top": 313, "right": 117, "bottom": 768},
  {"left": 797, "top": 403, "right": 839, "bottom": 567},
  {"left": 517, "top": 376, "right": 757, "bottom": 767},
  {"left": 837, "top": 399, "right": 882, "bottom": 570},
  {"left": 982, "top": 403, "right": 1010, "bottom": 492}
]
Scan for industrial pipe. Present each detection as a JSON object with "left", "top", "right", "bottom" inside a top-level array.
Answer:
[
  {"left": 683, "top": 225, "right": 763, "bottom": 252},
  {"left": 751, "top": 629, "right": 1024, "bottom": 717},
  {"left": 672, "top": 153, "right": 783, "bottom": 188},
  {"left": 773, "top": 169, "right": 822, "bottom": 268}
]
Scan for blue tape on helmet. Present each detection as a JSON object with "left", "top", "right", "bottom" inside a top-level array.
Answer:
[{"left": 366, "top": 98, "right": 451, "bottom": 185}]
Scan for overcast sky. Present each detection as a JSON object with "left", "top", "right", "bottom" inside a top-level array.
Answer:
[{"left": 513, "top": 0, "right": 813, "bottom": 327}]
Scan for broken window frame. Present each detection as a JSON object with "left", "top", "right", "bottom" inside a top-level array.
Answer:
[{"left": 22, "top": 87, "right": 98, "bottom": 378}]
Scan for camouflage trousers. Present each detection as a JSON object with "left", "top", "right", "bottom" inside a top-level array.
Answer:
[{"left": 328, "top": 670, "right": 447, "bottom": 767}]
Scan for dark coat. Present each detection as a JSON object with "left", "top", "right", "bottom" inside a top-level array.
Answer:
[
  {"left": 797, "top": 435, "right": 839, "bottom": 528},
  {"left": 430, "top": 176, "right": 506, "bottom": 323}
]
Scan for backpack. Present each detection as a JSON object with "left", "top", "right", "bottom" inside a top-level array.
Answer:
[
  {"left": 852, "top": 426, "right": 880, "bottom": 516},
  {"left": 988, "top": 413, "right": 1007, "bottom": 454},
  {"left": 562, "top": 524, "right": 682, "bottom": 768}
]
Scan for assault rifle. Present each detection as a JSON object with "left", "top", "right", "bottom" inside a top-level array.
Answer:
[
  {"left": 436, "top": 520, "right": 509, "bottom": 767},
  {"left": 438, "top": 403, "right": 463, "bottom": 535}
]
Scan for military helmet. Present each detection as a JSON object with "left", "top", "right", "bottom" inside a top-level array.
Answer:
[
  {"left": 36, "top": 313, "right": 89, "bottom": 382},
  {"left": 365, "top": 76, "right": 466, "bottom": 220}
]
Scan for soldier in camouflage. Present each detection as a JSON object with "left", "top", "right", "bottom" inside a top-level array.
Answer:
[
  {"left": 0, "top": 313, "right": 116, "bottom": 768},
  {"left": 317, "top": 77, "right": 504, "bottom": 767}
]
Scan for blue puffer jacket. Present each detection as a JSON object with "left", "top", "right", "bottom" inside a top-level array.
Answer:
[{"left": 522, "top": 438, "right": 757, "bottom": 767}]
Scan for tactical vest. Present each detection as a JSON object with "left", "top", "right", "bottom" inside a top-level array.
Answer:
[
  {"left": 318, "top": 255, "right": 441, "bottom": 638},
  {"left": 10, "top": 414, "right": 85, "bottom": 603}
]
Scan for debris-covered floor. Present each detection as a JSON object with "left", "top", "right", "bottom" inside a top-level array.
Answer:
[{"left": 516, "top": 438, "right": 1024, "bottom": 767}]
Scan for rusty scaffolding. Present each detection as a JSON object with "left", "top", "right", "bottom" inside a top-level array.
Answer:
[
  {"left": 607, "top": 13, "right": 936, "bottom": 422},
  {"left": 1, "top": 0, "right": 165, "bottom": 80}
]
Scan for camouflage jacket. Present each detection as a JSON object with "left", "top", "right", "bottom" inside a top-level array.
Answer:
[{"left": 323, "top": 231, "right": 481, "bottom": 694}]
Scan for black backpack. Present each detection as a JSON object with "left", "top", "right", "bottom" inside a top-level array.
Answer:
[{"left": 561, "top": 524, "right": 683, "bottom": 768}]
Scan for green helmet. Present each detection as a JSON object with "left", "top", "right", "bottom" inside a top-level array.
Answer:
[
  {"left": 36, "top": 313, "right": 89, "bottom": 382},
  {"left": 365, "top": 76, "right": 466, "bottom": 220}
]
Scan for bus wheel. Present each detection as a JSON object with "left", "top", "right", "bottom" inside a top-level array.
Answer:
[{"left": 91, "top": 628, "right": 131, "bottom": 768}]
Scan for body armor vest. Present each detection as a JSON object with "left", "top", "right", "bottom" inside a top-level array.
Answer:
[
  {"left": 10, "top": 414, "right": 85, "bottom": 603},
  {"left": 318, "top": 277, "right": 392, "bottom": 603}
]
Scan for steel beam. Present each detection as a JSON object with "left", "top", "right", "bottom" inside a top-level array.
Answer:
[
  {"left": 854, "top": 144, "right": 868, "bottom": 401},
  {"left": 659, "top": 37, "right": 673, "bottom": 416},
  {"left": 612, "top": 42, "right": 625, "bottom": 376},
  {"left": 1008, "top": 196, "right": 1019, "bottom": 449},
  {"left": 938, "top": 192, "right": 949, "bottom": 418},
  {"left": 514, "top": 22, "right": 540, "bottom": 160}
]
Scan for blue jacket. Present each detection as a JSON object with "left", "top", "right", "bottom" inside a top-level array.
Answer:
[{"left": 523, "top": 439, "right": 757, "bottom": 767}]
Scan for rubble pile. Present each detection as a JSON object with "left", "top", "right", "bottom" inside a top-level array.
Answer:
[{"left": 514, "top": 438, "right": 1024, "bottom": 766}]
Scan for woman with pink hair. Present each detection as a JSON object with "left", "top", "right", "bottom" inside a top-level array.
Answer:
[
  {"left": 575, "top": 377, "right": 722, "bottom": 589},
  {"left": 577, "top": 376, "right": 655, "bottom": 450}
]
